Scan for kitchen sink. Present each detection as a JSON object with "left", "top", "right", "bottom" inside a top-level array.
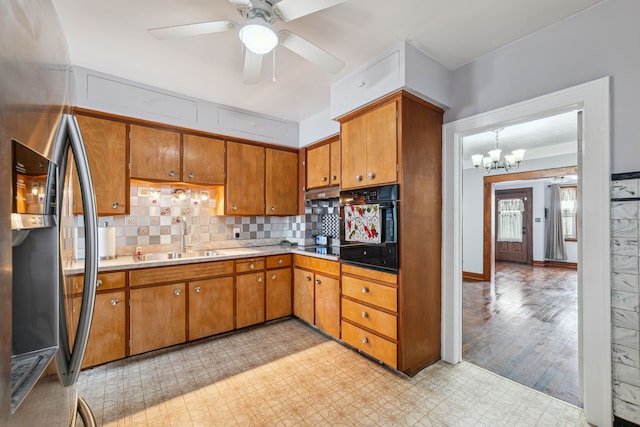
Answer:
[{"left": 136, "top": 250, "right": 218, "bottom": 261}]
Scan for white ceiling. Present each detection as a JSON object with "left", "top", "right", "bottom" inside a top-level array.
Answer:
[{"left": 51, "top": 0, "right": 605, "bottom": 123}]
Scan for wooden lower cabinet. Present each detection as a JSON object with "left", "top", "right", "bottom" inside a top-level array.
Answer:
[
  {"left": 293, "top": 267, "right": 314, "bottom": 324},
  {"left": 266, "top": 267, "right": 292, "bottom": 321},
  {"left": 130, "top": 283, "right": 186, "bottom": 355},
  {"left": 188, "top": 277, "right": 234, "bottom": 340},
  {"left": 341, "top": 322, "right": 397, "bottom": 368},
  {"left": 82, "top": 291, "right": 126, "bottom": 368},
  {"left": 314, "top": 274, "right": 340, "bottom": 339},
  {"left": 236, "top": 271, "right": 265, "bottom": 328}
]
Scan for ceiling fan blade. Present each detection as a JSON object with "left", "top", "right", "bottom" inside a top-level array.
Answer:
[
  {"left": 273, "top": 0, "right": 347, "bottom": 22},
  {"left": 228, "top": 0, "right": 253, "bottom": 12},
  {"left": 243, "top": 49, "right": 263, "bottom": 84},
  {"left": 148, "top": 20, "right": 237, "bottom": 40},
  {"left": 279, "top": 30, "right": 345, "bottom": 74}
]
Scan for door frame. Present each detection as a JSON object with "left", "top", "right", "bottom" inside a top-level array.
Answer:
[
  {"left": 442, "top": 77, "right": 611, "bottom": 426},
  {"left": 482, "top": 166, "right": 578, "bottom": 281}
]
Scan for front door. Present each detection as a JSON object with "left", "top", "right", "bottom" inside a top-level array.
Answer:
[{"left": 495, "top": 188, "right": 532, "bottom": 263}]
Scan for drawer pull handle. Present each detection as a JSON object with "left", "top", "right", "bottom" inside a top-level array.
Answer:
[
  {"left": 257, "top": 276, "right": 263, "bottom": 283},
  {"left": 231, "top": 205, "right": 237, "bottom": 211},
  {"left": 306, "top": 276, "right": 312, "bottom": 282},
  {"left": 271, "top": 274, "right": 276, "bottom": 280},
  {"left": 249, "top": 264, "right": 254, "bottom": 270},
  {"left": 331, "top": 176, "right": 337, "bottom": 181},
  {"left": 169, "top": 170, "right": 176, "bottom": 177},
  {"left": 96, "top": 279, "right": 103, "bottom": 287},
  {"left": 188, "top": 172, "right": 195, "bottom": 178},
  {"left": 368, "top": 172, "right": 376, "bottom": 179},
  {"left": 111, "top": 298, "right": 119, "bottom": 306},
  {"left": 112, "top": 202, "right": 120, "bottom": 209},
  {"left": 355, "top": 175, "right": 362, "bottom": 182},
  {"left": 322, "top": 177, "right": 327, "bottom": 182},
  {"left": 174, "top": 289, "right": 181, "bottom": 296},
  {"left": 361, "top": 287, "right": 369, "bottom": 293},
  {"left": 315, "top": 279, "right": 321, "bottom": 285},
  {"left": 270, "top": 206, "right": 275, "bottom": 211},
  {"left": 277, "top": 259, "right": 283, "bottom": 265},
  {"left": 361, "top": 337, "right": 368, "bottom": 344},
  {"left": 361, "top": 312, "right": 368, "bottom": 318},
  {"left": 194, "top": 286, "right": 201, "bottom": 293}
]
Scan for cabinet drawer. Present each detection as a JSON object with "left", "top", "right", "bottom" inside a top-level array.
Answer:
[
  {"left": 342, "top": 298, "right": 397, "bottom": 340},
  {"left": 342, "top": 276, "right": 397, "bottom": 312},
  {"left": 236, "top": 258, "right": 265, "bottom": 273},
  {"left": 293, "top": 254, "right": 340, "bottom": 277},
  {"left": 130, "top": 261, "right": 233, "bottom": 286},
  {"left": 341, "top": 321, "right": 397, "bottom": 368},
  {"left": 68, "top": 271, "right": 126, "bottom": 294},
  {"left": 266, "top": 254, "right": 292, "bottom": 269},
  {"left": 341, "top": 263, "right": 397, "bottom": 285}
]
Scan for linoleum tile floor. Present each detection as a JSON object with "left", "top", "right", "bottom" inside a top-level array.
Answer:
[{"left": 77, "top": 319, "right": 590, "bottom": 427}]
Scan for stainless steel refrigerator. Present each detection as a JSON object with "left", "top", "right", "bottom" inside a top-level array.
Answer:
[{"left": 1, "top": 1, "right": 99, "bottom": 426}]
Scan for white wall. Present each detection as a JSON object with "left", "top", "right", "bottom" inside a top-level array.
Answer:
[
  {"left": 463, "top": 153, "right": 577, "bottom": 273},
  {"left": 446, "top": 0, "right": 640, "bottom": 175},
  {"left": 298, "top": 107, "right": 339, "bottom": 147}
]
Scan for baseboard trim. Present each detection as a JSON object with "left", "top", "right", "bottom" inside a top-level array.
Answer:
[
  {"left": 462, "top": 271, "right": 485, "bottom": 281},
  {"left": 533, "top": 260, "right": 578, "bottom": 270}
]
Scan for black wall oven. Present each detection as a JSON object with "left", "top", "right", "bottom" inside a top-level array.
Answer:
[{"left": 340, "top": 184, "right": 398, "bottom": 273}]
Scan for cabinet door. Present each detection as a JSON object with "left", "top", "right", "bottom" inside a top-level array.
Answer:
[
  {"left": 266, "top": 268, "right": 292, "bottom": 321},
  {"left": 75, "top": 115, "right": 127, "bottom": 215},
  {"left": 306, "top": 144, "right": 330, "bottom": 189},
  {"left": 226, "top": 142, "right": 265, "bottom": 215},
  {"left": 265, "top": 148, "right": 298, "bottom": 215},
  {"left": 130, "top": 124, "right": 181, "bottom": 182},
  {"left": 82, "top": 291, "right": 126, "bottom": 368},
  {"left": 189, "top": 277, "right": 234, "bottom": 340},
  {"left": 183, "top": 134, "right": 225, "bottom": 185},
  {"left": 236, "top": 272, "right": 265, "bottom": 328},
  {"left": 341, "top": 114, "right": 367, "bottom": 189},
  {"left": 329, "top": 140, "right": 340, "bottom": 186},
  {"left": 130, "top": 283, "right": 186, "bottom": 355},
  {"left": 293, "top": 268, "right": 314, "bottom": 324},
  {"left": 365, "top": 101, "right": 397, "bottom": 186},
  {"left": 314, "top": 274, "right": 341, "bottom": 339}
]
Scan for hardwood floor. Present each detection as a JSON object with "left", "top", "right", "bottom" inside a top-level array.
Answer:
[{"left": 462, "top": 261, "right": 580, "bottom": 407}]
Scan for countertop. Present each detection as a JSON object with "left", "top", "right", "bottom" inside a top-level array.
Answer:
[{"left": 64, "top": 245, "right": 340, "bottom": 275}]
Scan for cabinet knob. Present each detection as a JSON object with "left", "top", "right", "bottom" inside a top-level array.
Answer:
[
  {"left": 331, "top": 176, "right": 337, "bottom": 181},
  {"left": 112, "top": 202, "right": 120, "bottom": 209},
  {"left": 174, "top": 289, "right": 181, "bottom": 296},
  {"left": 111, "top": 298, "right": 119, "bottom": 306},
  {"left": 169, "top": 170, "right": 176, "bottom": 177},
  {"left": 361, "top": 311, "right": 368, "bottom": 318},
  {"left": 194, "top": 286, "right": 201, "bottom": 293},
  {"left": 257, "top": 276, "right": 263, "bottom": 283},
  {"left": 361, "top": 287, "right": 369, "bottom": 293},
  {"left": 271, "top": 274, "right": 276, "bottom": 280},
  {"left": 306, "top": 276, "right": 312, "bottom": 282},
  {"left": 231, "top": 205, "right": 237, "bottom": 211},
  {"left": 188, "top": 172, "right": 195, "bottom": 178},
  {"left": 96, "top": 279, "right": 103, "bottom": 287},
  {"left": 322, "top": 177, "right": 327, "bottom": 182},
  {"left": 270, "top": 206, "right": 275, "bottom": 212},
  {"left": 355, "top": 175, "right": 362, "bottom": 182},
  {"left": 277, "top": 259, "right": 283, "bottom": 265},
  {"left": 249, "top": 264, "right": 254, "bottom": 270},
  {"left": 315, "top": 279, "right": 321, "bottom": 285},
  {"left": 361, "top": 337, "right": 368, "bottom": 344},
  {"left": 368, "top": 172, "right": 376, "bottom": 179}
]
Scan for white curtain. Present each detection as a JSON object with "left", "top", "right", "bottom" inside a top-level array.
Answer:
[
  {"left": 497, "top": 198, "right": 524, "bottom": 242},
  {"left": 546, "top": 184, "right": 567, "bottom": 260}
]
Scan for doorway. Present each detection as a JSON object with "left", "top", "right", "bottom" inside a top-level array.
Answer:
[
  {"left": 494, "top": 188, "right": 533, "bottom": 264},
  {"left": 441, "top": 78, "right": 612, "bottom": 426}
]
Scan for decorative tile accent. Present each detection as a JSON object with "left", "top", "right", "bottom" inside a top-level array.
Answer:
[{"left": 138, "top": 226, "right": 149, "bottom": 236}]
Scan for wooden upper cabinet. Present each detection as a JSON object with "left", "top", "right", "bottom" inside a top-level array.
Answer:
[
  {"left": 182, "top": 134, "right": 225, "bottom": 185},
  {"left": 306, "top": 143, "right": 330, "bottom": 189},
  {"left": 129, "top": 124, "right": 181, "bottom": 182},
  {"left": 341, "top": 100, "right": 398, "bottom": 190},
  {"left": 306, "top": 138, "right": 340, "bottom": 189},
  {"left": 265, "top": 148, "right": 298, "bottom": 215},
  {"left": 75, "top": 115, "right": 127, "bottom": 215},
  {"left": 225, "top": 142, "right": 265, "bottom": 215}
]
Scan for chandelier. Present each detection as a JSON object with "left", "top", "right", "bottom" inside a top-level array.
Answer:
[{"left": 471, "top": 128, "right": 525, "bottom": 173}]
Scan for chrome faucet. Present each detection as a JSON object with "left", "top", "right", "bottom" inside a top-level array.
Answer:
[{"left": 179, "top": 216, "right": 191, "bottom": 253}]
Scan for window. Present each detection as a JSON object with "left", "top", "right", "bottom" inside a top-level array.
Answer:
[{"left": 560, "top": 186, "right": 577, "bottom": 241}]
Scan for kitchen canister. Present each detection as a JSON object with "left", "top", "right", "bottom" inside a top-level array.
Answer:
[{"left": 98, "top": 224, "right": 116, "bottom": 260}]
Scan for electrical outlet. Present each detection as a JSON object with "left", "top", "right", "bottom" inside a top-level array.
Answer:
[{"left": 233, "top": 227, "right": 240, "bottom": 238}]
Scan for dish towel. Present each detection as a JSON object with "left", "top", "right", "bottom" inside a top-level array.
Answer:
[{"left": 345, "top": 204, "right": 381, "bottom": 243}]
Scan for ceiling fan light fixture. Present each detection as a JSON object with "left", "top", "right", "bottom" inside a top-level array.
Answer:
[{"left": 239, "top": 18, "right": 278, "bottom": 55}]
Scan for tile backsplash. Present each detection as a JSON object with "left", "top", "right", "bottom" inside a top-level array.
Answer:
[{"left": 72, "top": 182, "right": 342, "bottom": 258}]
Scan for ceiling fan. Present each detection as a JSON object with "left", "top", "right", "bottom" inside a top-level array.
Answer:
[{"left": 148, "top": 0, "right": 347, "bottom": 84}]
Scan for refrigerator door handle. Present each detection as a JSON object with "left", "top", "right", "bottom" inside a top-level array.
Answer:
[{"left": 53, "top": 114, "right": 98, "bottom": 386}]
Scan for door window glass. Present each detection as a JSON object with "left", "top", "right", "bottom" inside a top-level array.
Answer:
[{"left": 497, "top": 198, "right": 524, "bottom": 242}]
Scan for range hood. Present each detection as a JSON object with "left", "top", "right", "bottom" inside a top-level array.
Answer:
[{"left": 304, "top": 186, "right": 340, "bottom": 200}]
